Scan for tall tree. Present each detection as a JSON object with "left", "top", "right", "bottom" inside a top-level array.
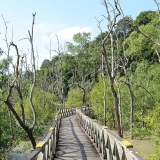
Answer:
[{"left": 97, "top": 0, "right": 123, "bottom": 137}]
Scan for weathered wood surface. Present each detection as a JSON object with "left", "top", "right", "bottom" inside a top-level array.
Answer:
[{"left": 54, "top": 115, "right": 102, "bottom": 160}]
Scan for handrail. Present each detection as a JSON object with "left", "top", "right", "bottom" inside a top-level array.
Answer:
[
  {"left": 76, "top": 108, "right": 145, "bottom": 160},
  {"left": 25, "top": 116, "right": 60, "bottom": 160},
  {"left": 25, "top": 106, "right": 90, "bottom": 160}
]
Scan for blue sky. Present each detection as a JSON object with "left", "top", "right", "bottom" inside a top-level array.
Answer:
[{"left": 0, "top": 0, "right": 157, "bottom": 68}]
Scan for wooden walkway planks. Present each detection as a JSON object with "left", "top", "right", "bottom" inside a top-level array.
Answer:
[{"left": 54, "top": 115, "right": 102, "bottom": 160}]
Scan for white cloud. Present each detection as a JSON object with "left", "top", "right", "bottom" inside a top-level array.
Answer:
[
  {"left": 57, "top": 26, "right": 93, "bottom": 40},
  {"left": 40, "top": 26, "right": 93, "bottom": 43},
  {"left": 34, "top": 23, "right": 65, "bottom": 34}
]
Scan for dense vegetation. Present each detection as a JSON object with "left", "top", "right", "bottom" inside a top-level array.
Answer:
[{"left": 1, "top": 5, "right": 160, "bottom": 160}]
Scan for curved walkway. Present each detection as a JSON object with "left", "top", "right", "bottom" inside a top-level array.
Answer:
[{"left": 54, "top": 115, "right": 102, "bottom": 160}]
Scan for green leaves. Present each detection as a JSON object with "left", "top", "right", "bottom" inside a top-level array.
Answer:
[
  {"left": 73, "top": 32, "right": 91, "bottom": 45},
  {"left": 115, "top": 16, "right": 133, "bottom": 37},
  {"left": 0, "top": 106, "right": 20, "bottom": 156},
  {"left": 149, "top": 140, "right": 160, "bottom": 159},
  {"left": 126, "top": 11, "right": 160, "bottom": 63},
  {"left": 65, "top": 87, "right": 87, "bottom": 108},
  {"left": 134, "top": 11, "right": 157, "bottom": 27},
  {"left": 90, "top": 75, "right": 114, "bottom": 125}
]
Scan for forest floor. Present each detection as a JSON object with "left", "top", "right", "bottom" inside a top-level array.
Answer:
[
  {"left": 130, "top": 137, "right": 156, "bottom": 159},
  {"left": 111, "top": 129, "right": 157, "bottom": 159}
]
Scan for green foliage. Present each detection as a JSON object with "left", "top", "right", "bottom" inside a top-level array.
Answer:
[
  {"left": 147, "top": 103, "right": 160, "bottom": 137},
  {"left": 0, "top": 105, "right": 22, "bottom": 156},
  {"left": 61, "top": 54, "right": 76, "bottom": 93},
  {"left": 132, "top": 117, "right": 152, "bottom": 139},
  {"left": 66, "top": 32, "right": 101, "bottom": 76},
  {"left": 13, "top": 87, "right": 57, "bottom": 141},
  {"left": 0, "top": 56, "right": 13, "bottom": 74},
  {"left": 126, "top": 11, "right": 159, "bottom": 64},
  {"left": 33, "top": 124, "right": 45, "bottom": 137},
  {"left": 118, "top": 83, "right": 131, "bottom": 129},
  {"left": 21, "top": 88, "right": 57, "bottom": 122},
  {"left": 149, "top": 141, "right": 160, "bottom": 160},
  {"left": 128, "top": 61, "right": 160, "bottom": 138},
  {"left": 40, "top": 59, "right": 52, "bottom": 70},
  {"left": 115, "top": 16, "right": 133, "bottom": 37},
  {"left": 126, "top": 30, "right": 155, "bottom": 62},
  {"left": 134, "top": 11, "right": 157, "bottom": 27},
  {"left": 90, "top": 75, "right": 114, "bottom": 126},
  {"left": 65, "top": 87, "right": 89, "bottom": 108}
]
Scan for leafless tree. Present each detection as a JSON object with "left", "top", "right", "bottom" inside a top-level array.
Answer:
[
  {"left": 95, "top": 18, "right": 108, "bottom": 126},
  {"left": 115, "top": 16, "right": 134, "bottom": 138},
  {"left": 1, "top": 14, "right": 15, "bottom": 139},
  {"left": 97, "top": 0, "right": 123, "bottom": 137},
  {"left": 46, "top": 33, "right": 56, "bottom": 110},
  {"left": 2, "top": 13, "right": 37, "bottom": 149},
  {"left": 53, "top": 35, "right": 65, "bottom": 108}
]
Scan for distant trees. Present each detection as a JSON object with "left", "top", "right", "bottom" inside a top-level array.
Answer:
[{"left": 65, "top": 32, "right": 101, "bottom": 106}]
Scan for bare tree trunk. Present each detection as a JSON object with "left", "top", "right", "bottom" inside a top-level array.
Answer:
[
  {"left": 54, "top": 35, "right": 65, "bottom": 108},
  {"left": 101, "top": 30, "right": 123, "bottom": 137},
  {"left": 101, "top": 54, "right": 107, "bottom": 126},
  {"left": 25, "top": 129, "right": 36, "bottom": 149},
  {"left": 46, "top": 33, "right": 55, "bottom": 109},
  {"left": 128, "top": 84, "right": 134, "bottom": 139},
  {"left": 77, "top": 83, "right": 86, "bottom": 105},
  {"left": 97, "top": 0, "right": 123, "bottom": 137},
  {"left": 60, "top": 52, "right": 64, "bottom": 107},
  {"left": 101, "top": 47, "right": 123, "bottom": 137},
  {"left": 15, "top": 85, "right": 25, "bottom": 123},
  {"left": 116, "top": 82, "right": 123, "bottom": 137},
  {"left": 28, "top": 13, "right": 37, "bottom": 129},
  {"left": 110, "top": 80, "right": 123, "bottom": 137},
  {"left": 103, "top": 78, "right": 107, "bottom": 126}
]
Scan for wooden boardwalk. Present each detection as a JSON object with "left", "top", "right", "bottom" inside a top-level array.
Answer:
[{"left": 54, "top": 115, "right": 102, "bottom": 160}]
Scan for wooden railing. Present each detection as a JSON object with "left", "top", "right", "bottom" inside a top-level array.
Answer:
[
  {"left": 25, "top": 114, "right": 59, "bottom": 160},
  {"left": 26, "top": 107, "right": 145, "bottom": 160},
  {"left": 25, "top": 106, "right": 90, "bottom": 160},
  {"left": 76, "top": 108, "right": 145, "bottom": 160}
]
